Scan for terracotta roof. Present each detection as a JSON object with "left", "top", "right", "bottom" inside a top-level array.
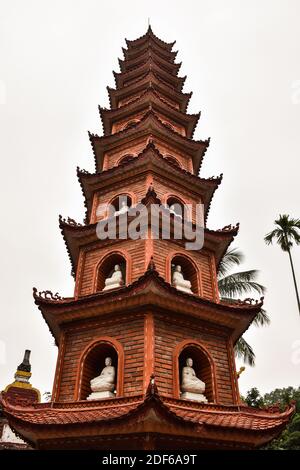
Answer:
[
  {"left": 89, "top": 110, "right": 209, "bottom": 173},
  {"left": 58, "top": 181, "right": 236, "bottom": 277},
  {"left": 107, "top": 71, "right": 192, "bottom": 112},
  {"left": 99, "top": 87, "right": 200, "bottom": 138},
  {"left": 125, "top": 26, "right": 175, "bottom": 52},
  {"left": 1, "top": 379, "right": 294, "bottom": 449},
  {"left": 119, "top": 49, "right": 181, "bottom": 76},
  {"left": 165, "top": 400, "right": 295, "bottom": 431},
  {"left": 113, "top": 60, "right": 186, "bottom": 93},
  {"left": 77, "top": 141, "right": 221, "bottom": 223},
  {"left": 32, "top": 258, "right": 262, "bottom": 345},
  {"left": 122, "top": 42, "right": 178, "bottom": 63}
]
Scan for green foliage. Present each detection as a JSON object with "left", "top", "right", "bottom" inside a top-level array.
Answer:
[
  {"left": 264, "top": 214, "right": 300, "bottom": 252},
  {"left": 243, "top": 387, "right": 264, "bottom": 408},
  {"left": 234, "top": 337, "right": 256, "bottom": 367},
  {"left": 218, "top": 248, "right": 269, "bottom": 366},
  {"left": 243, "top": 386, "right": 300, "bottom": 450}
]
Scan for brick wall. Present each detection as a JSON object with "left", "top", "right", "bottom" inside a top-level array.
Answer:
[
  {"left": 57, "top": 313, "right": 145, "bottom": 402},
  {"left": 77, "top": 238, "right": 146, "bottom": 297},
  {"left": 154, "top": 314, "right": 234, "bottom": 405},
  {"left": 153, "top": 240, "right": 216, "bottom": 300}
]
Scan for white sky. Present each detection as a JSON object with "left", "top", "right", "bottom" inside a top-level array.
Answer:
[{"left": 0, "top": 0, "right": 299, "bottom": 399}]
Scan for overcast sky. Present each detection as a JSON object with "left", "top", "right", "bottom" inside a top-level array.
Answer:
[{"left": 0, "top": 0, "right": 299, "bottom": 399}]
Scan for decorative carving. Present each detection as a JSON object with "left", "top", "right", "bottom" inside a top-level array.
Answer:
[
  {"left": 236, "top": 297, "right": 264, "bottom": 305},
  {"left": 59, "top": 215, "right": 83, "bottom": 227},
  {"left": 33, "top": 288, "right": 62, "bottom": 301}
]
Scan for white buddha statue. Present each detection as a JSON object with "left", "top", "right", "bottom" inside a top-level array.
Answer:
[
  {"left": 172, "top": 265, "right": 192, "bottom": 294},
  {"left": 181, "top": 357, "right": 208, "bottom": 403},
  {"left": 102, "top": 264, "right": 124, "bottom": 291},
  {"left": 114, "top": 200, "right": 129, "bottom": 217},
  {"left": 169, "top": 204, "right": 182, "bottom": 218},
  {"left": 87, "top": 357, "right": 116, "bottom": 400}
]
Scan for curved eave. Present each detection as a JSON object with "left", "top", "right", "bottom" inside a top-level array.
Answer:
[
  {"left": 122, "top": 43, "right": 178, "bottom": 63},
  {"left": 118, "top": 51, "right": 181, "bottom": 76},
  {"left": 125, "top": 26, "right": 175, "bottom": 52},
  {"left": 113, "top": 61, "right": 186, "bottom": 93},
  {"left": 2, "top": 381, "right": 294, "bottom": 450},
  {"left": 99, "top": 88, "right": 200, "bottom": 137},
  {"left": 77, "top": 142, "right": 221, "bottom": 223},
  {"left": 89, "top": 110, "right": 209, "bottom": 173},
  {"left": 33, "top": 265, "right": 263, "bottom": 345},
  {"left": 107, "top": 73, "right": 192, "bottom": 113}
]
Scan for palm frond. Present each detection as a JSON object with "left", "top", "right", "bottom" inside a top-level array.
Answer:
[
  {"left": 218, "top": 248, "right": 244, "bottom": 278},
  {"left": 218, "top": 270, "right": 265, "bottom": 298},
  {"left": 252, "top": 308, "right": 270, "bottom": 326},
  {"left": 266, "top": 215, "right": 300, "bottom": 251},
  {"left": 234, "top": 337, "right": 255, "bottom": 366}
]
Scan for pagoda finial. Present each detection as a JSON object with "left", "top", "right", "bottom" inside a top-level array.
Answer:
[{"left": 3, "top": 350, "right": 40, "bottom": 403}]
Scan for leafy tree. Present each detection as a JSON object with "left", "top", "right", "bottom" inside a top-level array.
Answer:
[
  {"left": 243, "top": 385, "right": 300, "bottom": 450},
  {"left": 218, "top": 248, "right": 269, "bottom": 365},
  {"left": 242, "top": 387, "right": 264, "bottom": 408}
]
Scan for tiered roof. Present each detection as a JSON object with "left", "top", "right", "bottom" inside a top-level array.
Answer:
[{"left": 2, "top": 379, "right": 294, "bottom": 450}]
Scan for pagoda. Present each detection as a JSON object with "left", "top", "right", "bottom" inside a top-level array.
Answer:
[{"left": 1, "top": 27, "right": 294, "bottom": 450}]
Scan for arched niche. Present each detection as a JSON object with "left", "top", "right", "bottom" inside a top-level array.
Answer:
[
  {"left": 118, "top": 154, "right": 135, "bottom": 165},
  {"left": 77, "top": 338, "right": 124, "bottom": 400},
  {"left": 164, "top": 155, "right": 181, "bottom": 168},
  {"left": 174, "top": 342, "right": 216, "bottom": 403},
  {"left": 109, "top": 193, "right": 133, "bottom": 217},
  {"left": 166, "top": 196, "right": 186, "bottom": 219},
  {"left": 96, "top": 252, "right": 127, "bottom": 292},
  {"left": 171, "top": 254, "right": 200, "bottom": 295}
]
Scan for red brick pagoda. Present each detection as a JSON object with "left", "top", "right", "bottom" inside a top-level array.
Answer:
[{"left": 1, "top": 27, "right": 294, "bottom": 450}]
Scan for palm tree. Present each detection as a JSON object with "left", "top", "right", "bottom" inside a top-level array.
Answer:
[
  {"left": 218, "top": 248, "right": 269, "bottom": 366},
  {"left": 264, "top": 214, "right": 300, "bottom": 314}
]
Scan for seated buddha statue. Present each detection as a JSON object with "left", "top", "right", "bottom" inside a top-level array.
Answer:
[
  {"left": 172, "top": 265, "right": 192, "bottom": 294},
  {"left": 114, "top": 200, "right": 129, "bottom": 217},
  {"left": 181, "top": 357, "right": 208, "bottom": 403},
  {"left": 169, "top": 204, "right": 182, "bottom": 218},
  {"left": 102, "top": 265, "right": 124, "bottom": 291},
  {"left": 87, "top": 357, "right": 115, "bottom": 400}
]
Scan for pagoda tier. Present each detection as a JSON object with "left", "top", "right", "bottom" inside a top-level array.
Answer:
[
  {"left": 32, "top": 261, "right": 261, "bottom": 345},
  {"left": 125, "top": 26, "right": 176, "bottom": 52},
  {"left": 1, "top": 27, "right": 293, "bottom": 450},
  {"left": 99, "top": 88, "right": 200, "bottom": 138},
  {"left": 113, "top": 62, "right": 186, "bottom": 92},
  {"left": 89, "top": 111, "right": 209, "bottom": 173},
  {"left": 122, "top": 42, "right": 178, "bottom": 63},
  {"left": 77, "top": 143, "right": 221, "bottom": 224},
  {"left": 107, "top": 73, "right": 192, "bottom": 112},
  {"left": 59, "top": 189, "right": 236, "bottom": 283},
  {"left": 118, "top": 49, "right": 182, "bottom": 76}
]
